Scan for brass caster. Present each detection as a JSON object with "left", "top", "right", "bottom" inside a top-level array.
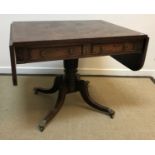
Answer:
[
  {"left": 34, "top": 88, "right": 39, "bottom": 95},
  {"left": 38, "top": 120, "right": 47, "bottom": 132},
  {"left": 109, "top": 111, "right": 115, "bottom": 119}
]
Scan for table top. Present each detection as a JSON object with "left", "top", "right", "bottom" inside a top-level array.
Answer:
[
  {"left": 10, "top": 20, "right": 145, "bottom": 45},
  {"left": 9, "top": 20, "right": 149, "bottom": 86}
]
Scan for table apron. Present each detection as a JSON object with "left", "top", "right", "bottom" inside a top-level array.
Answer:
[{"left": 15, "top": 40, "right": 144, "bottom": 64}]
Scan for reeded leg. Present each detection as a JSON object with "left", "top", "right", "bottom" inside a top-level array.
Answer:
[
  {"left": 34, "top": 75, "right": 62, "bottom": 94},
  {"left": 78, "top": 80, "right": 115, "bottom": 118},
  {"left": 39, "top": 86, "right": 67, "bottom": 132}
]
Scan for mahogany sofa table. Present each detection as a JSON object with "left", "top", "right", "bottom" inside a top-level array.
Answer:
[{"left": 9, "top": 20, "right": 149, "bottom": 131}]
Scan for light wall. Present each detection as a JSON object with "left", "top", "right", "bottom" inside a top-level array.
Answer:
[{"left": 0, "top": 14, "right": 155, "bottom": 77}]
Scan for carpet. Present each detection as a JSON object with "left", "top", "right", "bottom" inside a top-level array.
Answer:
[{"left": 0, "top": 75, "right": 155, "bottom": 139}]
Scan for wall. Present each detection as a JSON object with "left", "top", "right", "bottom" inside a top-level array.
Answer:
[{"left": 0, "top": 14, "right": 155, "bottom": 77}]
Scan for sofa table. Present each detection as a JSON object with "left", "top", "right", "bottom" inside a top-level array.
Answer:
[{"left": 9, "top": 20, "right": 149, "bottom": 131}]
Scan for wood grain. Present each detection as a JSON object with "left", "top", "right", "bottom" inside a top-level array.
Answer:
[
  {"left": 10, "top": 20, "right": 145, "bottom": 45},
  {"left": 9, "top": 20, "right": 149, "bottom": 85}
]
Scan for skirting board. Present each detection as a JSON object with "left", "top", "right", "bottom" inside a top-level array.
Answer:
[{"left": 0, "top": 66, "right": 155, "bottom": 79}]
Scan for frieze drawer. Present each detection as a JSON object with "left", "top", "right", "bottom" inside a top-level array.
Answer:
[
  {"left": 92, "top": 41, "right": 143, "bottom": 56},
  {"left": 15, "top": 46, "right": 82, "bottom": 63}
]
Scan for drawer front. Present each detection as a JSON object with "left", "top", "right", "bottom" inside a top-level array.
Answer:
[
  {"left": 91, "top": 41, "right": 143, "bottom": 56},
  {"left": 15, "top": 41, "right": 144, "bottom": 64},
  {"left": 15, "top": 46, "right": 82, "bottom": 63}
]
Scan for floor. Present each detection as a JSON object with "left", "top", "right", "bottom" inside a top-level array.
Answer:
[{"left": 0, "top": 75, "right": 155, "bottom": 139}]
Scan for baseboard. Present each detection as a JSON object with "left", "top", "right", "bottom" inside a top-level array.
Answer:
[{"left": 0, "top": 66, "right": 155, "bottom": 79}]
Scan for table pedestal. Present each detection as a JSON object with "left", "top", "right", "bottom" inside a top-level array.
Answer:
[{"left": 34, "top": 59, "right": 115, "bottom": 132}]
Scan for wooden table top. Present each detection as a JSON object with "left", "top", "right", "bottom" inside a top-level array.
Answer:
[
  {"left": 9, "top": 20, "right": 149, "bottom": 86},
  {"left": 10, "top": 20, "right": 145, "bottom": 45}
]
